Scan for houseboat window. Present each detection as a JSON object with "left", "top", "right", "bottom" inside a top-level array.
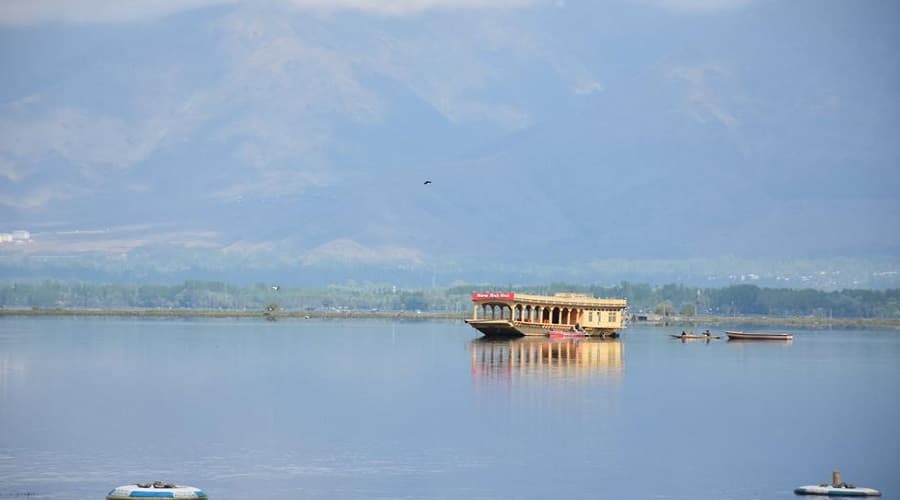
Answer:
[
  {"left": 608, "top": 312, "right": 617, "bottom": 323},
  {"left": 588, "top": 311, "right": 593, "bottom": 322}
]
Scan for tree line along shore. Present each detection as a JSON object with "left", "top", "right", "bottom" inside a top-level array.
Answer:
[
  {"left": 1, "top": 280, "right": 898, "bottom": 324},
  {"left": 1, "top": 307, "right": 898, "bottom": 329}
]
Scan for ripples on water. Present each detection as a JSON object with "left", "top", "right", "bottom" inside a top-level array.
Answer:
[{"left": 0, "top": 317, "right": 898, "bottom": 499}]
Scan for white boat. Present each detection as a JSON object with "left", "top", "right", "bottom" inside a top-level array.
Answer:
[
  {"left": 107, "top": 482, "right": 208, "bottom": 499},
  {"left": 794, "top": 484, "right": 881, "bottom": 496}
]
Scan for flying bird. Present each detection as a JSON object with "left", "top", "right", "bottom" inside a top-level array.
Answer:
[
  {"left": 271, "top": 285, "right": 280, "bottom": 291},
  {"left": 423, "top": 180, "right": 432, "bottom": 185}
]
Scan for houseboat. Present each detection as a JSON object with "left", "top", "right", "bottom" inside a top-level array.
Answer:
[{"left": 465, "top": 291, "right": 627, "bottom": 337}]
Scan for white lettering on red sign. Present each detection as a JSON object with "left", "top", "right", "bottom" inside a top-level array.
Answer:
[{"left": 471, "top": 292, "right": 515, "bottom": 301}]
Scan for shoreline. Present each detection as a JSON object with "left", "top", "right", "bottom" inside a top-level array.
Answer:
[
  {"left": 635, "top": 316, "right": 900, "bottom": 329},
  {"left": 0, "top": 308, "right": 463, "bottom": 321},
  {"left": 1, "top": 307, "right": 899, "bottom": 329}
]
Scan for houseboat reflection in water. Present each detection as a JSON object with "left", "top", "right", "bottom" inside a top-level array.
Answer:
[{"left": 470, "top": 337, "right": 623, "bottom": 383}]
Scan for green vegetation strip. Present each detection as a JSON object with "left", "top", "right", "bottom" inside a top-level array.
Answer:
[
  {"left": 0, "top": 308, "right": 463, "bottom": 320},
  {"left": 2, "top": 308, "right": 898, "bottom": 329},
  {"left": 1, "top": 280, "right": 898, "bottom": 322}
]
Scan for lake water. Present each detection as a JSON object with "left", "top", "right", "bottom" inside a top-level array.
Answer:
[{"left": 1, "top": 317, "right": 898, "bottom": 499}]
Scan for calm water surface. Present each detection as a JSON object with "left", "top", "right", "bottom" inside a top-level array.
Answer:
[{"left": 0, "top": 317, "right": 898, "bottom": 499}]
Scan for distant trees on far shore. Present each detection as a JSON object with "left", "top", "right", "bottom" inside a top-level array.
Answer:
[{"left": 0, "top": 280, "right": 898, "bottom": 319}]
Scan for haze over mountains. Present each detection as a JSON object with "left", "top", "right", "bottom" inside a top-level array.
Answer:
[{"left": 1, "top": 0, "right": 899, "bottom": 287}]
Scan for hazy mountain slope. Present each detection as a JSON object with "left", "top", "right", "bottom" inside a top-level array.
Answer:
[{"left": 1, "top": 1, "right": 898, "bottom": 284}]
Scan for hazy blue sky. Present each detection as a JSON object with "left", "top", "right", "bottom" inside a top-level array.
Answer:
[{"left": 1, "top": 0, "right": 898, "bottom": 281}]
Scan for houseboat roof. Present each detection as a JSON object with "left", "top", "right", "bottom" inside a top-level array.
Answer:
[{"left": 471, "top": 291, "right": 626, "bottom": 308}]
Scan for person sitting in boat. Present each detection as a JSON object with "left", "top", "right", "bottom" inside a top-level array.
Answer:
[
  {"left": 681, "top": 330, "right": 687, "bottom": 337},
  {"left": 703, "top": 329, "right": 711, "bottom": 337},
  {"left": 574, "top": 323, "right": 583, "bottom": 332}
]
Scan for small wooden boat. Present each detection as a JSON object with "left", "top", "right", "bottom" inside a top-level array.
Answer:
[
  {"left": 726, "top": 330, "right": 792, "bottom": 341},
  {"left": 669, "top": 334, "right": 721, "bottom": 340},
  {"left": 794, "top": 484, "right": 881, "bottom": 496}
]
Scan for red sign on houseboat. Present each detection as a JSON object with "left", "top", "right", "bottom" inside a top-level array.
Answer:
[{"left": 471, "top": 292, "right": 515, "bottom": 301}]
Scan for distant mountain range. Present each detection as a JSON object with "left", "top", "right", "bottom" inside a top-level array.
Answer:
[{"left": 1, "top": 1, "right": 898, "bottom": 287}]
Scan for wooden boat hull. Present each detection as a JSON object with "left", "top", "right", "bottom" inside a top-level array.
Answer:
[
  {"left": 465, "top": 319, "right": 619, "bottom": 338},
  {"left": 726, "top": 330, "right": 793, "bottom": 341}
]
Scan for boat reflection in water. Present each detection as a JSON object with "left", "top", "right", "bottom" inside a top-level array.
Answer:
[{"left": 470, "top": 337, "right": 623, "bottom": 384}]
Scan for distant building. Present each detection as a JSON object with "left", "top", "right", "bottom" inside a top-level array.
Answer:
[
  {"left": 631, "top": 313, "right": 664, "bottom": 322},
  {"left": 1, "top": 230, "right": 31, "bottom": 245}
]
